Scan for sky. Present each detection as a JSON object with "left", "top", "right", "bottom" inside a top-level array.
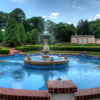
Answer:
[{"left": 0, "top": 0, "right": 100, "bottom": 25}]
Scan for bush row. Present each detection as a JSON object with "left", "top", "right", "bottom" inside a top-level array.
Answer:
[
  {"left": 0, "top": 48, "right": 10, "bottom": 54},
  {"left": 15, "top": 45, "right": 100, "bottom": 52}
]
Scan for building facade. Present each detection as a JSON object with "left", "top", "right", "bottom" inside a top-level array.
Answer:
[{"left": 71, "top": 35, "right": 100, "bottom": 44}]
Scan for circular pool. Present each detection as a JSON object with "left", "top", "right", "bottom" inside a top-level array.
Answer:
[{"left": 0, "top": 55, "right": 100, "bottom": 90}]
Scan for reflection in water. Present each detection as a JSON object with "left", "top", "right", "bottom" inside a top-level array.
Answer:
[
  {"left": 12, "top": 70, "right": 24, "bottom": 80},
  {"left": 23, "top": 64, "right": 69, "bottom": 90}
]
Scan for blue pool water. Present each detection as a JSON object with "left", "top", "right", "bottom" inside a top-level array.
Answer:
[{"left": 0, "top": 55, "right": 100, "bottom": 90}]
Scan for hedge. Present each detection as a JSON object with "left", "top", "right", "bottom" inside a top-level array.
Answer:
[
  {"left": 0, "top": 48, "right": 10, "bottom": 54},
  {"left": 15, "top": 45, "right": 100, "bottom": 52}
]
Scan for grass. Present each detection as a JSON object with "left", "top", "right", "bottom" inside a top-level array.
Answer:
[
  {"left": 24, "top": 51, "right": 81, "bottom": 54},
  {"left": 24, "top": 50, "right": 100, "bottom": 56},
  {"left": 87, "top": 52, "right": 100, "bottom": 56}
]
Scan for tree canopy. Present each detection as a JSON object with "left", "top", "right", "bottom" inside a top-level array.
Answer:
[
  {"left": 10, "top": 8, "right": 26, "bottom": 23},
  {"left": 24, "top": 17, "right": 44, "bottom": 33},
  {"left": 0, "top": 11, "right": 8, "bottom": 28},
  {"left": 5, "top": 17, "right": 21, "bottom": 46}
]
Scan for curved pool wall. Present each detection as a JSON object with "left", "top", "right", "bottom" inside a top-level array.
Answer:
[
  {"left": 0, "top": 54, "right": 100, "bottom": 90},
  {"left": 24, "top": 63, "right": 68, "bottom": 69}
]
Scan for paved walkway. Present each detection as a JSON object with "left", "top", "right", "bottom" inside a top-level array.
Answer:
[
  {"left": 0, "top": 48, "right": 24, "bottom": 56},
  {"left": 9, "top": 48, "right": 24, "bottom": 55}
]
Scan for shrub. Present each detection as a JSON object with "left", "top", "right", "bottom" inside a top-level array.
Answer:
[
  {"left": 15, "top": 45, "right": 43, "bottom": 51},
  {"left": 0, "top": 48, "right": 10, "bottom": 54},
  {"left": 15, "top": 45, "right": 100, "bottom": 52}
]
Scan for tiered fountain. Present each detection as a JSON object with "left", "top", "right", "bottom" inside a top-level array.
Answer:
[{"left": 24, "top": 25, "right": 69, "bottom": 69}]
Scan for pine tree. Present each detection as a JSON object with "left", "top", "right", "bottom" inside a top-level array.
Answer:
[
  {"left": 26, "top": 31, "right": 32, "bottom": 43},
  {"left": 31, "top": 29, "right": 40, "bottom": 44},
  {"left": 18, "top": 23, "right": 26, "bottom": 44},
  {"left": 5, "top": 17, "right": 21, "bottom": 46}
]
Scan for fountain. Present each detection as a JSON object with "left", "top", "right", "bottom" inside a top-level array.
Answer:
[{"left": 24, "top": 22, "right": 69, "bottom": 69}]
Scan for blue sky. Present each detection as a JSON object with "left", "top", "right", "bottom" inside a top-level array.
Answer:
[{"left": 0, "top": 0, "right": 100, "bottom": 25}]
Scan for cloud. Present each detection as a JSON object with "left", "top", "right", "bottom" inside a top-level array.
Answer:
[
  {"left": 88, "top": 18, "right": 92, "bottom": 22},
  {"left": 72, "top": 5, "right": 87, "bottom": 10},
  {"left": 67, "top": 22, "right": 73, "bottom": 24},
  {"left": 72, "top": 6, "right": 77, "bottom": 8},
  {"left": 11, "top": 0, "right": 24, "bottom": 3},
  {"left": 49, "top": 12, "right": 59, "bottom": 19},
  {"left": 87, "top": 14, "right": 100, "bottom": 22},
  {"left": 42, "top": 16, "right": 47, "bottom": 19},
  {"left": 94, "top": 14, "right": 100, "bottom": 19}
]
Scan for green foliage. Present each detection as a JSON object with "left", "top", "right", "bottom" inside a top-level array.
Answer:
[
  {"left": 16, "top": 44, "right": 100, "bottom": 52},
  {"left": 5, "top": 17, "right": 21, "bottom": 46},
  {"left": 77, "top": 19, "right": 91, "bottom": 35},
  {"left": 0, "top": 11, "right": 8, "bottom": 28},
  {"left": 53, "top": 22, "right": 76, "bottom": 42},
  {"left": 23, "top": 17, "right": 44, "bottom": 32},
  {"left": 90, "top": 19, "right": 100, "bottom": 38},
  {"left": 26, "top": 31, "right": 32, "bottom": 43},
  {"left": 15, "top": 45, "right": 42, "bottom": 51},
  {"left": 0, "top": 29, "right": 4, "bottom": 42},
  {"left": 0, "top": 48, "right": 10, "bottom": 54},
  {"left": 10, "top": 8, "right": 26, "bottom": 23},
  {"left": 18, "top": 23, "right": 26, "bottom": 44},
  {"left": 31, "top": 29, "right": 40, "bottom": 44}
]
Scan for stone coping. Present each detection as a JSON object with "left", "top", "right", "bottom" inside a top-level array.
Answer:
[
  {"left": 47, "top": 80, "right": 77, "bottom": 93},
  {"left": 0, "top": 87, "right": 50, "bottom": 100},
  {"left": 24, "top": 58, "right": 69, "bottom": 65},
  {"left": 75, "top": 87, "right": 100, "bottom": 100}
]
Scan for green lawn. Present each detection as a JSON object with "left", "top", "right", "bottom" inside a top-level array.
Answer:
[
  {"left": 24, "top": 51, "right": 81, "bottom": 54},
  {"left": 87, "top": 52, "right": 100, "bottom": 56},
  {"left": 24, "top": 50, "right": 100, "bottom": 56}
]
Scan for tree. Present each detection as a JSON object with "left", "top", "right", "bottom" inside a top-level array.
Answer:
[
  {"left": 31, "top": 29, "right": 40, "bottom": 44},
  {"left": 24, "top": 17, "right": 44, "bottom": 32},
  {"left": 0, "top": 29, "right": 4, "bottom": 42},
  {"left": 90, "top": 19, "right": 100, "bottom": 38},
  {"left": 5, "top": 17, "right": 21, "bottom": 46},
  {"left": 66, "top": 24, "right": 76, "bottom": 42},
  {"left": 0, "top": 11, "right": 8, "bottom": 29},
  {"left": 26, "top": 31, "right": 32, "bottom": 44},
  {"left": 18, "top": 24, "right": 26, "bottom": 44},
  {"left": 10, "top": 8, "right": 26, "bottom": 23},
  {"left": 77, "top": 19, "right": 91, "bottom": 35},
  {"left": 53, "top": 23, "right": 76, "bottom": 43}
]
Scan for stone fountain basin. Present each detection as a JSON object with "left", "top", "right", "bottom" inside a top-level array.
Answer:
[
  {"left": 24, "top": 58, "right": 69, "bottom": 66},
  {"left": 23, "top": 55, "right": 69, "bottom": 69}
]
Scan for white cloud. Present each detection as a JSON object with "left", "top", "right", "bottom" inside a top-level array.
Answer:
[
  {"left": 78, "top": 7, "right": 82, "bottom": 10},
  {"left": 88, "top": 18, "right": 92, "bottom": 22},
  {"left": 72, "top": 5, "right": 87, "bottom": 10},
  {"left": 94, "top": 14, "right": 100, "bottom": 20},
  {"left": 42, "top": 16, "right": 47, "bottom": 19},
  {"left": 49, "top": 12, "right": 59, "bottom": 19},
  {"left": 87, "top": 14, "right": 100, "bottom": 22},
  {"left": 72, "top": 6, "right": 77, "bottom": 8},
  {"left": 11, "top": 0, "right": 24, "bottom": 3},
  {"left": 67, "top": 22, "right": 73, "bottom": 24}
]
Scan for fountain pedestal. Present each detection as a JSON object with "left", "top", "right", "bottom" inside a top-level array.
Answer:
[{"left": 42, "top": 38, "right": 50, "bottom": 59}]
